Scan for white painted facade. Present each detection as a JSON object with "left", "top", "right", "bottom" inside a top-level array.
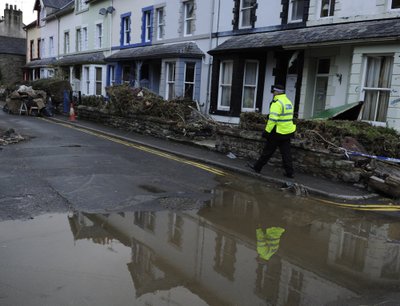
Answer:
[
  {"left": 297, "top": 0, "right": 400, "bottom": 130},
  {"left": 25, "top": 0, "right": 400, "bottom": 130}
]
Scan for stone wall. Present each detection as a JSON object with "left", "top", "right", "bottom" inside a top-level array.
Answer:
[
  {"left": 0, "top": 54, "right": 25, "bottom": 85},
  {"left": 215, "top": 126, "right": 400, "bottom": 197},
  {"left": 215, "top": 126, "right": 363, "bottom": 183},
  {"left": 77, "top": 105, "right": 214, "bottom": 141}
]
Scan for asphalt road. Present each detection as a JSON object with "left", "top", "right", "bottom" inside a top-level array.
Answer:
[
  {"left": 2, "top": 112, "right": 400, "bottom": 305},
  {"left": 0, "top": 112, "right": 224, "bottom": 219}
]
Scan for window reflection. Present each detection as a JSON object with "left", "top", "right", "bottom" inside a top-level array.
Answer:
[
  {"left": 214, "top": 234, "right": 237, "bottom": 281},
  {"left": 168, "top": 212, "right": 183, "bottom": 248}
]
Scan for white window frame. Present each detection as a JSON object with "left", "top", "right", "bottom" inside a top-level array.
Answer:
[
  {"left": 156, "top": 7, "right": 165, "bottom": 40},
  {"left": 319, "top": 0, "right": 334, "bottom": 18},
  {"left": 109, "top": 66, "right": 115, "bottom": 85},
  {"left": 360, "top": 54, "right": 393, "bottom": 124},
  {"left": 239, "top": 0, "right": 253, "bottom": 28},
  {"left": 82, "top": 27, "right": 88, "bottom": 51},
  {"left": 144, "top": 10, "right": 152, "bottom": 42},
  {"left": 76, "top": 0, "right": 88, "bottom": 12},
  {"left": 84, "top": 66, "right": 90, "bottom": 95},
  {"left": 217, "top": 60, "right": 233, "bottom": 111},
  {"left": 123, "top": 16, "right": 131, "bottom": 45},
  {"left": 184, "top": 62, "right": 196, "bottom": 100},
  {"left": 64, "top": 31, "right": 70, "bottom": 54},
  {"left": 165, "top": 62, "right": 176, "bottom": 100},
  {"left": 76, "top": 28, "right": 82, "bottom": 52},
  {"left": 390, "top": 0, "right": 400, "bottom": 10},
  {"left": 96, "top": 23, "right": 103, "bottom": 48},
  {"left": 241, "top": 60, "right": 259, "bottom": 111},
  {"left": 183, "top": 1, "right": 194, "bottom": 36},
  {"left": 95, "top": 67, "right": 103, "bottom": 96},
  {"left": 49, "top": 36, "right": 54, "bottom": 57},
  {"left": 40, "top": 38, "right": 45, "bottom": 58},
  {"left": 288, "top": 0, "right": 304, "bottom": 23}
]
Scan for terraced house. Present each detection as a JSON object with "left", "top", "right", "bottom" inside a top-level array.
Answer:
[{"left": 25, "top": 0, "right": 400, "bottom": 131}]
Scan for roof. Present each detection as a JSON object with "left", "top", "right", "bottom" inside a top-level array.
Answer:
[
  {"left": 209, "top": 18, "right": 400, "bottom": 54},
  {"left": 0, "top": 36, "right": 26, "bottom": 55},
  {"left": 55, "top": 51, "right": 105, "bottom": 66},
  {"left": 25, "top": 57, "right": 57, "bottom": 68},
  {"left": 39, "top": 0, "right": 71, "bottom": 9},
  {"left": 45, "top": 1, "right": 74, "bottom": 20},
  {"left": 107, "top": 42, "right": 204, "bottom": 61}
]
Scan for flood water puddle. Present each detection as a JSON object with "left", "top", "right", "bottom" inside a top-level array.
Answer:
[{"left": 1, "top": 183, "right": 400, "bottom": 305}]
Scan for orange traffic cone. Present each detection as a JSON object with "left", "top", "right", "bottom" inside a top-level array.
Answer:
[{"left": 69, "top": 103, "right": 76, "bottom": 121}]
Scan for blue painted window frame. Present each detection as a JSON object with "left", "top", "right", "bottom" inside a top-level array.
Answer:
[
  {"left": 141, "top": 6, "right": 154, "bottom": 44},
  {"left": 120, "top": 12, "right": 131, "bottom": 47}
]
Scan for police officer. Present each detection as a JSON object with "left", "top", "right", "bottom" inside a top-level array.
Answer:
[{"left": 248, "top": 84, "right": 296, "bottom": 178}]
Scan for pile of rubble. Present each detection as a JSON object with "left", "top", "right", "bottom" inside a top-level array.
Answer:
[
  {"left": 4, "top": 85, "right": 47, "bottom": 115},
  {"left": 0, "top": 128, "right": 24, "bottom": 146}
]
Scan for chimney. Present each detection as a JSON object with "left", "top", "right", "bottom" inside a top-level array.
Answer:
[{"left": 2, "top": 3, "right": 24, "bottom": 38}]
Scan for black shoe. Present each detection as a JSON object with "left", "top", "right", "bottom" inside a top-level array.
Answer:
[
  {"left": 284, "top": 173, "right": 294, "bottom": 179},
  {"left": 246, "top": 162, "right": 261, "bottom": 173}
]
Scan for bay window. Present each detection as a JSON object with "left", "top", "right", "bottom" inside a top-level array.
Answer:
[
  {"left": 218, "top": 61, "right": 233, "bottom": 110},
  {"left": 288, "top": 0, "right": 304, "bottom": 22},
  {"left": 166, "top": 62, "right": 176, "bottom": 100},
  {"left": 242, "top": 60, "right": 259, "bottom": 111},
  {"left": 361, "top": 55, "right": 393, "bottom": 123},
  {"left": 184, "top": 63, "right": 196, "bottom": 99}
]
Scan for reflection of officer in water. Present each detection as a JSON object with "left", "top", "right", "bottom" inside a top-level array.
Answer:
[{"left": 256, "top": 227, "right": 285, "bottom": 261}]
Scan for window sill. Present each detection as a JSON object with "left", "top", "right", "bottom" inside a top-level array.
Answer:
[{"left": 75, "top": 8, "right": 89, "bottom": 15}]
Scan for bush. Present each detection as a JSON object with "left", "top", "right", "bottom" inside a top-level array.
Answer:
[
  {"left": 239, "top": 112, "right": 268, "bottom": 130},
  {"left": 80, "top": 95, "right": 107, "bottom": 109},
  {"left": 296, "top": 120, "right": 400, "bottom": 158},
  {"left": 29, "top": 78, "right": 72, "bottom": 107}
]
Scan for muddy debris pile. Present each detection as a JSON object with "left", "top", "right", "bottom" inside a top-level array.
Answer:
[
  {"left": 4, "top": 85, "right": 47, "bottom": 115},
  {"left": 101, "top": 85, "right": 217, "bottom": 138},
  {"left": 0, "top": 128, "right": 24, "bottom": 146}
]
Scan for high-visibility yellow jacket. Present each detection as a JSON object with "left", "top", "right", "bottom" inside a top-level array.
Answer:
[
  {"left": 256, "top": 227, "right": 285, "bottom": 261},
  {"left": 265, "top": 93, "right": 296, "bottom": 135}
]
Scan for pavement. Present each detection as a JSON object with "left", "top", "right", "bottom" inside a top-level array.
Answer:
[{"left": 42, "top": 113, "right": 384, "bottom": 203}]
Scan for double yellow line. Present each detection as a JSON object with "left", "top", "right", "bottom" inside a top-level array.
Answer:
[
  {"left": 41, "top": 119, "right": 226, "bottom": 176},
  {"left": 316, "top": 198, "right": 400, "bottom": 212}
]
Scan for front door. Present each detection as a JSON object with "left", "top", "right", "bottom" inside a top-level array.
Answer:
[{"left": 312, "top": 58, "right": 330, "bottom": 116}]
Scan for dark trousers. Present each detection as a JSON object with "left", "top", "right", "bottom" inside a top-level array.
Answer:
[{"left": 254, "top": 132, "right": 294, "bottom": 176}]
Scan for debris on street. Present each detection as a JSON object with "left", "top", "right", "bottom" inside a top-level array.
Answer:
[
  {"left": 0, "top": 128, "right": 24, "bottom": 145},
  {"left": 4, "top": 85, "right": 47, "bottom": 115}
]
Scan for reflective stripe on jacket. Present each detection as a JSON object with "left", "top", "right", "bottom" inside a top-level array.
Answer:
[
  {"left": 265, "top": 93, "right": 296, "bottom": 135},
  {"left": 256, "top": 227, "right": 285, "bottom": 261}
]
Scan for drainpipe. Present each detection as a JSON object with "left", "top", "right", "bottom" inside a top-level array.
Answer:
[
  {"left": 57, "top": 14, "right": 60, "bottom": 69},
  {"left": 109, "top": 0, "right": 113, "bottom": 55},
  {"left": 204, "top": 0, "right": 217, "bottom": 115}
]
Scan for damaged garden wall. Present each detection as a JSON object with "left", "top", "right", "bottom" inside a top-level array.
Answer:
[{"left": 216, "top": 126, "right": 400, "bottom": 198}]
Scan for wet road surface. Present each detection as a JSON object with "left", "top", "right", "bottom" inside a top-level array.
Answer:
[
  {"left": 1, "top": 176, "right": 400, "bottom": 305},
  {"left": 1, "top": 113, "right": 400, "bottom": 305}
]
